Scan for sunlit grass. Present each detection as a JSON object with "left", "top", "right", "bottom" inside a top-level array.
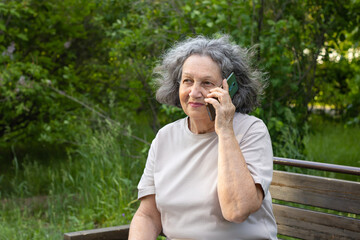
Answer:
[
  {"left": 303, "top": 115, "right": 360, "bottom": 181},
  {"left": 304, "top": 116, "right": 360, "bottom": 167}
]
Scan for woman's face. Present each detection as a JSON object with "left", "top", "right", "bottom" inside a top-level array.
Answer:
[{"left": 179, "top": 54, "right": 223, "bottom": 122}]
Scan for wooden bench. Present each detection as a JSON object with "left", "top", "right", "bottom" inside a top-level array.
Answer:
[{"left": 64, "top": 157, "right": 360, "bottom": 240}]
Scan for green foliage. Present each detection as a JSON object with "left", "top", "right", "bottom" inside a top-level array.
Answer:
[
  {"left": 0, "top": 0, "right": 103, "bottom": 146},
  {"left": 1, "top": 0, "right": 360, "bottom": 238},
  {"left": 1, "top": 0, "right": 360, "bottom": 155}
]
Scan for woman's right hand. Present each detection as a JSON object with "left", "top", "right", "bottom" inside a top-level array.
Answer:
[{"left": 205, "top": 78, "right": 236, "bottom": 136}]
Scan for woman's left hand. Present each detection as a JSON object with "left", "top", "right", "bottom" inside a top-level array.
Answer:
[{"left": 205, "top": 79, "right": 236, "bottom": 135}]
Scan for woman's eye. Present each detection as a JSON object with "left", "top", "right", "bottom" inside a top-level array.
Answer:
[
  {"left": 183, "top": 79, "right": 192, "bottom": 84},
  {"left": 204, "top": 81, "right": 214, "bottom": 86}
]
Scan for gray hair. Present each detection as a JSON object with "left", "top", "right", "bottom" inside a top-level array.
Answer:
[{"left": 153, "top": 35, "right": 266, "bottom": 113}]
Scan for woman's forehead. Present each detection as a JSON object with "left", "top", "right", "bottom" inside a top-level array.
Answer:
[{"left": 182, "top": 55, "right": 221, "bottom": 76}]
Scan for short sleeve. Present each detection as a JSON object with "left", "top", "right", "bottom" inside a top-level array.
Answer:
[
  {"left": 240, "top": 120, "right": 273, "bottom": 195},
  {"left": 137, "top": 137, "right": 157, "bottom": 199}
]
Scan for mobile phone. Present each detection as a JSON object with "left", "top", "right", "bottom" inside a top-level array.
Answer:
[
  {"left": 227, "top": 72, "right": 239, "bottom": 98},
  {"left": 206, "top": 72, "right": 239, "bottom": 121}
]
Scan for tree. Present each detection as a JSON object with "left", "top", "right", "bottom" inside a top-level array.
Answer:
[
  {"left": 0, "top": 0, "right": 109, "bottom": 145},
  {"left": 1, "top": 0, "right": 359, "bottom": 160}
]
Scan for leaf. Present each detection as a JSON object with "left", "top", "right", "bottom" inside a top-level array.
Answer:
[
  {"left": 17, "top": 33, "right": 28, "bottom": 41},
  {"left": 206, "top": 22, "right": 214, "bottom": 28},
  {"left": 0, "top": 22, "right": 5, "bottom": 31},
  {"left": 267, "top": 19, "right": 275, "bottom": 25}
]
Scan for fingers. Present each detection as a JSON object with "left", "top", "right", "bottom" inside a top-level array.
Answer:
[
  {"left": 204, "top": 96, "right": 220, "bottom": 108},
  {"left": 222, "top": 79, "right": 229, "bottom": 91},
  {"left": 207, "top": 79, "right": 230, "bottom": 103}
]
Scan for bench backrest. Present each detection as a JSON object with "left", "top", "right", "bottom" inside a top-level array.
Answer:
[{"left": 271, "top": 157, "right": 360, "bottom": 239}]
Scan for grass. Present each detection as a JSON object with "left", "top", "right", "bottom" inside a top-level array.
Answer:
[
  {"left": 304, "top": 115, "right": 360, "bottom": 167},
  {"left": 0, "top": 122, "right": 150, "bottom": 239},
  {"left": 0, "top": 114, "right": 359, "bottom": 239},
  {"left": 303, "top": 115, "right": 360, "bottom": 181}
]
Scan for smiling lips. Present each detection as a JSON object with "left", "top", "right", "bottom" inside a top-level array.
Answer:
[{"left": 189, "top": 102, "right": 205, "bottom": 107}]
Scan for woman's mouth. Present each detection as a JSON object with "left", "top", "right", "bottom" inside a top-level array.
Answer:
[{"left": 189, "top": 102, "right": 204, "bottom": 107}]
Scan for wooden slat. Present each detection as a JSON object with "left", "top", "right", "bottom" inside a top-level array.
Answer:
[
  {"left": 63, "top": 225, "right": 130, "bottom": 240},
  {"left": 270, "top": 170, "right": 360, "bottom": 214},
  {"left": 274, "top": 204, "right": 360, "bottom": 240},
  {"left": 273, "top": 157, "right": 360, "bottom": 175}
]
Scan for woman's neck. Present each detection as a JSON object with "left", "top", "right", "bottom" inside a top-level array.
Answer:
[{"left": 188, "top": 117, "right": 215, "bottom": 134}]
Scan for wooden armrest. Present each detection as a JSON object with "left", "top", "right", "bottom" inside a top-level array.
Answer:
[{"left": 64, "top": 224, "right": 130, "bottom": 240}]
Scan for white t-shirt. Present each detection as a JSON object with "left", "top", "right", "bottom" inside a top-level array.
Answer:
[{"left": 138, "top": 113, "right": 277, "bottom": 240}]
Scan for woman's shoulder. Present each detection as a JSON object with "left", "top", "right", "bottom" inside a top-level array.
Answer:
[
  {"left": 234, "top": 112, "right": 264, "bottom": 126},
  {"left": 157, "top": 117, "right": 187, "bottom": 136},
  {"left": 233, "top": 113, "right": 268, "bottom": 135},
  {"left": 150, "top": 117, "right": 188, "bottom": 147}
]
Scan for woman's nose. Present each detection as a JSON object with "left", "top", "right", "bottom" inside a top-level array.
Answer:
[{"left": 189, "top": 84, "right": 204, "bottom": 98}]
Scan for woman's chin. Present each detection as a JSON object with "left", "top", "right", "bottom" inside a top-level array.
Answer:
[{"left": 187, "top": 112, "right": 212, "bottom": 122}]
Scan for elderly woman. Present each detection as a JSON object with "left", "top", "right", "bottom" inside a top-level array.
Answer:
[{"left": 129, "top": 35, "right": 277, "bottom": 240}]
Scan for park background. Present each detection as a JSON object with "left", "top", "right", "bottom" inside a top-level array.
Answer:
[{"left": 0, "top": 0, "right": 359, "bottom": 239}]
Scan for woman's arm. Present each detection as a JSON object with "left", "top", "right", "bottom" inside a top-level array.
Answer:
[
  {"left": 217, "top": 130, "right": 264, "bottom": 223},
  {"left": 129, "top": 194, "right": 162, "bottom": 240},
  {"left": 205, "top": 79, "right": 264, "bottom": 223}
]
